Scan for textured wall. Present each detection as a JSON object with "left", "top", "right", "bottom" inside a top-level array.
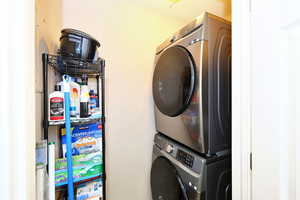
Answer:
[
  {"left": 62, "top": 1, "right": 184, "bottom": 199},
  {"left": 35, "top": 0, "right": 62, "bottom": 143},
  {"left": 62, "top": 1, "right": 229, "bottom": 199}
]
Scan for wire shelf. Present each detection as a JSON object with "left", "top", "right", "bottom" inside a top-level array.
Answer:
[
  {"left": 55, "top": 174, "right": 103, "bottom": 188},
  {"left": 47, "top": 54, "right": 104, "bottom": 77},
  {"left": 42, "top": 52, "right": 107, "bottom": 200},
  {"left": 48, "top": 116, "right": 102, "bottom": 126}
]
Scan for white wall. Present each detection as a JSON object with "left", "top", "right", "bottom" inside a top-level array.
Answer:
[
  {"left": 250, "top": 0, "right": 300, "bottom": 200},
  {"left": 251, "top": 2, "right": 281, "bottom": 197},
  {"left": 135, "top": 0, "right": 231, "bottom": 22},
  {"left": 35, "top": 0, "right": 62, "bottom": 199},
  {"left": 62, "top": 1, "right": 229, "bottom": 199},
  {"left": 0, "top": 0, "right": 35, "bottom": 199},
  {"left": 35, "top": 0, "right": 62, "bottom": 142},
  {"left": 0, "top": 0, "right": 230, "bottom": 199},
  {"left": 62, "top": 2, "right": 184, "bottom": 199},
  {"left": 233, "top": 0, "right": 300, "bottom": 200},
  {"left": 277, "top": 2, "right": 300, "bottom": 199}
]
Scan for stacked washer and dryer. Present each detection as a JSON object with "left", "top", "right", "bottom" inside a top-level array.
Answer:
[{"left": 150, "top": 12, "right": 232, "bottom": 200}]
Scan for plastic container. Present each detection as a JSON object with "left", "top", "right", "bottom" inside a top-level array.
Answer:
[
  {"left": 80, "top": 75, "right": 90, "bottom": 118},
  {"left": 48, "top": 142, "right": 55, "bottom": 200},
  {"left": 49, "top": 84, "right": 65, "bottom": 121},
  {"left": 59, "top": 29, "right": 100, "bottom": 62},
  {"left": 89, "top": 90, "right": 97, "bottom": 114},
  {"left": 70, "top": 79, "right": 80, "bottom": 117}
]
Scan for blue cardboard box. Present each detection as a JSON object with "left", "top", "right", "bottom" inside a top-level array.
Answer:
[{"left": 61, "top": 122, "right": 102, "bottom": 157}]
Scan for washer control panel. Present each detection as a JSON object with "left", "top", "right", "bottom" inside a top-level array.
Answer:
[
  {"left": 176, "top": 149, "right": 195, "bottom": 168},
  {"left": 154, "top": 134, "right": 204, "bottom": 173}
]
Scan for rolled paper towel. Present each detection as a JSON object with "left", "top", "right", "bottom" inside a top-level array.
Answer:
[
  {"left": 36, "top": 165, "right": 45, "bottom": 200},
  {"left": 48, "top": 142, "right": 55, "bottom": 200}
]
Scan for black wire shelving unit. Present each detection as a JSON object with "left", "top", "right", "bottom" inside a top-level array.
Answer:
[{"left": 42, "top": 53, "right": 106, "bottom": 200}]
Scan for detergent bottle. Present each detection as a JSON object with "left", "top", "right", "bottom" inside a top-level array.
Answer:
[
  {"left": 49, "top": 84, "right": 65, "bottom": 121},
  {"left": 70, "top": 78, "right": 80, "bottom": 117}
]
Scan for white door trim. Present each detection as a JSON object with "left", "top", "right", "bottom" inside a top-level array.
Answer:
[
  {"left": 232, "top": 0, "right": 252, "bottom": 200},
  {"left": 0, "top": 0, "right": 35, "bottom": 199}
]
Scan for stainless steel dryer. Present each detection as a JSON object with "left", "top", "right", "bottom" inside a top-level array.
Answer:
[
  {"left": 151, "top": 133, "right": 231, "bottom": 200},
  {"left": 152, "top": 12, "right": 231, "bottom": 155}
]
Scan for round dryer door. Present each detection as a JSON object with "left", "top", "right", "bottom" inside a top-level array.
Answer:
[
  {"left": 151, "top": 157, "right": 188, "bottom": 200},
  {"left": 153, "top": 46, "right": 195, "bottom": 117}
]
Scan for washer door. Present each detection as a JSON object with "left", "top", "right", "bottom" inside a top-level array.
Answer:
[
  {"left": 216, "top": 170, "right": 231, "bottom": 200},
  {"left": 206, "top": 157, "right": 231, "bottom": 200},
  {"left": 153, "top": 46, "right": 195, "bottom": 117},
  {"left": 151, "top": 157, "right": 188, "bottom": 200}
]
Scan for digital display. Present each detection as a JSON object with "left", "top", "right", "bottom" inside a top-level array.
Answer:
[{"left": 176, "top": 149, "right": 194, "bottom": 168}]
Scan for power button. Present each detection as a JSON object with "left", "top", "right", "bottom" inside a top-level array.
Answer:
[
  {"left": 166, "top": 144, "right": 174, "bottom": 154},
  {"left": 170, "top": 36, "right": 176, "bottom": 43}
]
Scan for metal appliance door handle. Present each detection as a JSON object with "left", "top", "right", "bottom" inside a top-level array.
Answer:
[{"left": 225, "top": 184, "right": 231, "bottom": 200}]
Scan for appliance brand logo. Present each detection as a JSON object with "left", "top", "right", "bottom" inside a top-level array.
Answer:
[{"left": 158, "top": 195, "right": 164, "bottom": 200}]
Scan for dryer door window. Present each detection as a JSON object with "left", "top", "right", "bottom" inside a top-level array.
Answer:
[
  {"left": 151, "top": 157, "right": 188, "bottom": 200},
  {"left": 153, "top": 46, "right": 195, "bottom": 117}
]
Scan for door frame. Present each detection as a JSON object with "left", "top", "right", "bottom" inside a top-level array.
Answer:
[
  {"left": 232, "top": 0, "right": 252, "bottom": 200},
  {"left": 0, "top": 0, "right": 36, "bottom": 199}
]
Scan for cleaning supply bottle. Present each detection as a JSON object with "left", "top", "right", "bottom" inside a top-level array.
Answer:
[
  {"left": 49, "top": 84, "right": 65, "bottom": 121},
  {"left": 89, "top": 89, "right": 97, "bottom": 114},
  {"left": 70, "top": 78, "right": 80, "bottom": 117},
  {"left": 80, "top": 74, "right": 90, "bottom": 118}
]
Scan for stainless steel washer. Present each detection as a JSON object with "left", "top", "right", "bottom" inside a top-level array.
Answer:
[{"left": 151, "top": 133, "right": 231, "bottom": 200}]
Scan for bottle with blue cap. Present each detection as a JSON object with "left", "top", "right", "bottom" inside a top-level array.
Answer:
[{"left": 89, "top": 89, "right": 97, "bottom": 114}]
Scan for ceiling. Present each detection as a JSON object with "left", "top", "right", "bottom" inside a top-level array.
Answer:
[{"left": 134, "top": 0, "right": 231, "bottom": 22}]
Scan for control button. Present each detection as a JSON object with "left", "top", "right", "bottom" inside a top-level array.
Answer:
[
  {"left": 189, "top": 38, "right": 201, "bottom": 45},
  {"left": 166, "top": 144, "right": 174, "bottom": 154},
  {"left": 170, "top": 36, "right": 176, "bottom": 43}
]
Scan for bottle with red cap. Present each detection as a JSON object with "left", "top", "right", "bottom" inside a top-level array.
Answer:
[{"left": 49, "top": 84, "right": 65, "bottom": 121}]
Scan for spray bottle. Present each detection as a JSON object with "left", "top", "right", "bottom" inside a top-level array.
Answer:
[{"left": 70, "top": 78, "right": 80, "bottom": 117}]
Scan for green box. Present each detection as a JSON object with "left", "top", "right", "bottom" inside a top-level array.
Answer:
[{"left": 55, "top": 151, "right": 103, "bottom": 186}]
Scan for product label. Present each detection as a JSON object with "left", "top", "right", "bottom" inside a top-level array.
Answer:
[
  {"left": 76, "top": 179, "right": 103, "bottom": 200},
  {"left": 70, "top": 88, "right": 79, "bottom": 113},
  {"left": 81, "top": 86, "right": 90, "bottom": 102},
  {"left": 61, "top": 123, "right": 102, "bottom": 157},
  {"left": 50, "top": 97, "right": 64, "bottom": 120},
  {"left": 55, "top": 152, "right": 103, "bottom": 186},
  {"left": 81, "top": 91, "right": 89, "bottom": 102},
  {"left": 89, "top": 97, "right": 97, "bottom": 111}
]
